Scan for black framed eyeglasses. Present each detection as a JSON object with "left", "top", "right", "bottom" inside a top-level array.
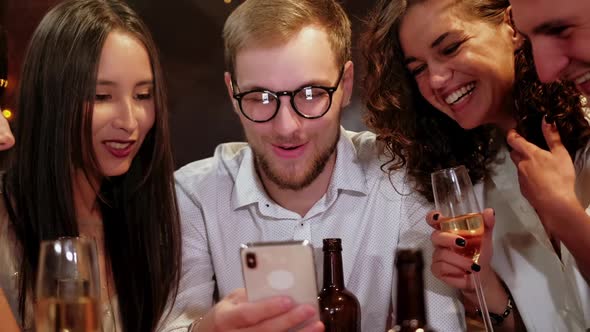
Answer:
[{"left": 231, "top": 67, "right": 345, "bottom": 123}]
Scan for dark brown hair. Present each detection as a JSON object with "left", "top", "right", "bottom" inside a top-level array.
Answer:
[
  {"left": 362, "top": 0, "right": 590, "bottom": 202},
  {"left": 5, "top": 0, "right": 181, "bottom": 330}
]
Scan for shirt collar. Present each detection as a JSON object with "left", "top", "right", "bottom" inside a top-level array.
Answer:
[
  {"left": 328, "top": 128, "right": 369, "bottom": 196},
  {"left": 231, "top": 128, "right": 369, "bottom": 211},
  {"left": 231, "top": 148, "right": 267, "bottom": 211}
]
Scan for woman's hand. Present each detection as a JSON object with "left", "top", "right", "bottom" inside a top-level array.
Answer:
[
  {"left": 507, "top": 117, "right": 580, "bottom": 234},
  {"left": 425, "top": 208, "right": 496, "bottom": 292},
  {"left": 0, "top": 114, "right": 14, "bottom": 151}
]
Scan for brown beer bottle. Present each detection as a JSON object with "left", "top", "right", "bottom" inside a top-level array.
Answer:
[
  {"left": 318, "top": 238, "right": 361, "bottom": 332},
  {"left": 394, "top": 249, "right": 434, "bottom": 332}
]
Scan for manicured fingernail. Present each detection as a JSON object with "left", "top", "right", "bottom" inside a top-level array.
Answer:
[
  {"left": 433, "top": 213, "right": 440, "bottom": 221},
  {"left": 455, "top": 238, "right": 466, "bottom": 247},
  {"left": 471, "top": 263, "right": 481, "bottom": 272}
]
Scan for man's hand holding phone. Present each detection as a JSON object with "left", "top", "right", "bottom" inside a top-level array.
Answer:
[{"left": 197, "top": 288, "right": 323, "bottom": 332}]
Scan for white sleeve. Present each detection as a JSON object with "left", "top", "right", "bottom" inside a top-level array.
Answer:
[{"left": 157, "top": 182, "right": 216, "bottom": 332}]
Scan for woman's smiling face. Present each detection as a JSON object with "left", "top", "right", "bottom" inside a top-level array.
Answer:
[{"left": 399, "top": 0, "right": 519, "bottom": 130}]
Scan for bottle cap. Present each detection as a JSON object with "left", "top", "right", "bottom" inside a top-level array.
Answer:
[
  {"left": 322, "top": 238, "right": 342, "bottom": 252},
  {"left": 395, "top": 249, "right": 423, "bottom": 267}
]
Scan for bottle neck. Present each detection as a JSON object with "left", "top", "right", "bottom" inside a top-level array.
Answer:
[
  {"left": 396, "top": 262, "right": 427, "bottom": 326},
  {"left": 322, "top": 250, "right": 345, "bottom": 289}
]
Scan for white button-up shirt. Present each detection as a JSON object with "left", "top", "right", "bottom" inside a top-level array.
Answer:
[{"left": 161, "top": 129, "right": 465, "bottom": 332}]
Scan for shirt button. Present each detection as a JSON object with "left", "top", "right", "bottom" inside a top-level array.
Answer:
[{"left": 265, "top": 204, "right": 270, "bottom": 207}]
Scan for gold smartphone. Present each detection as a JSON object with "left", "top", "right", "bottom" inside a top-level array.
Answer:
[{"left": 240, "top": 240, "right": 319, "bottom": 315}]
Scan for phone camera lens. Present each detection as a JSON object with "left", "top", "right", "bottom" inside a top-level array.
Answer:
[{"left": 246, "top": 252, "right": 257, "bottom": 269}]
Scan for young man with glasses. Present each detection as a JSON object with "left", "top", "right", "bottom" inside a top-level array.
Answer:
[{"left": 162, "top": 1, "right": 465, "bottom": 331}]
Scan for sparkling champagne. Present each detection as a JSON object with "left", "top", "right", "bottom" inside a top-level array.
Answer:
[
  {"left": 35, "top": 296, "right": 99, "bottom": 332},
  {"left": 439, "top": 213, "right": 484, "bottom": 261}
]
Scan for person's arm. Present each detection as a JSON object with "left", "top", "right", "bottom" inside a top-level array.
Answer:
[
  {"left": 0, "top": 114, "right": 14, "bottom": 151},
  {"left": 157, "top": 183, "right": 217, "bottom": 331},
  {"left": 507, "top": 118, "right": 590, "bottom": 280},
  {"left": 0, "top": 196, "right": 20, "bottom": 331},
  {"left": 537, "top": 200, "right": 590, "bottom": 282},
  {"left": 0, "top": 288, "right": 20, "bottom": 332}
]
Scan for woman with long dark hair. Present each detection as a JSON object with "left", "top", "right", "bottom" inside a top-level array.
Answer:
[
  {"left": 0, "top": 1, "right": 181, "bottom": 331},
  {"left": 363, "top": 0, "right": 590, "bottom": 330}
]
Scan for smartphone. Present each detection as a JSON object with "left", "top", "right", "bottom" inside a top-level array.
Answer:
[{"left": 240, "top": 240, "right": 319, "bottom": 314}]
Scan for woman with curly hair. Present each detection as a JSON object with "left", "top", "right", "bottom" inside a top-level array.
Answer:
[{"left": 363, "top": 0, "right": 590, "bottom": 330}]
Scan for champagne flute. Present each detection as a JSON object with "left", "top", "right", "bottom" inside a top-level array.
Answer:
[
  {"left": 431, "top": 165, "right": 493, "bottom": 332},
  {"left": 35, "top": 237, "right": 101, "bottom": 332}
]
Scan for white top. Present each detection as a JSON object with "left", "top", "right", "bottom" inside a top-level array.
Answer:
[
  {"left": 484, "top": 144, "right": 590, "bottom": 331},
  {"left": 161, "top": 129, "right": 466, "bottom": 332}
]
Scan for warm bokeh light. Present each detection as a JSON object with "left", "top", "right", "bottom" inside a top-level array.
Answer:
[
  {"left": 224, "top": 0, "right": 231, "bottom": 3},
  {"left": 2, "top": 109, "right": 13, "bottom": 120},
  {"left": 0, "top": 79, "right": 7, "bottom": 88}
]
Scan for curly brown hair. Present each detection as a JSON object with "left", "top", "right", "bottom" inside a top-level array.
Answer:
[{"left": 362, "top": 0, "right": 590, "bottom": 202}]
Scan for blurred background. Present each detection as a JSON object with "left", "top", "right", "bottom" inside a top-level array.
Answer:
[{"left": 0, "top": 0, "right": 377, "bottom": 168}]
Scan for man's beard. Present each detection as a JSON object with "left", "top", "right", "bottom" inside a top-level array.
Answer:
[{"left": 253, "top": 131, "right": 339, "bottom": 191}]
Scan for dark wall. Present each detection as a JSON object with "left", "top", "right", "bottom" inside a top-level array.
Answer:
[
  {"left": 1, "top": 0, "right": 62, "bottom": 118},
  {"left": 1, "top": 0, "right": 377, "bottom": 169}
]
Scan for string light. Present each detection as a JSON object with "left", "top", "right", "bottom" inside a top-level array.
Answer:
[
  {"left": 0, "top": 79, "right": 7, "bottom": 88},
  {"left": 2, "top": 109, "right": 12, "bottom": 120}
]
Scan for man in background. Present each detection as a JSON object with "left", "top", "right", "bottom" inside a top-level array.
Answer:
[{"left": 509, "top": 0, "right": 590, "bottom": 97}]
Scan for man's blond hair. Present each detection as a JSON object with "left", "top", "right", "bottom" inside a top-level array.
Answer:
[{"left": 223, "top": 0, "right": 351, "bottom": 75}]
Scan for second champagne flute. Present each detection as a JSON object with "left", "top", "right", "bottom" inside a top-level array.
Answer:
[{"left": 431, "top": 165, "right": 493, "bottom": 331}]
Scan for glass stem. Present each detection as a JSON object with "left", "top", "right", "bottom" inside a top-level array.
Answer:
[{"left": 472, "top": 272, "right": 494, "bottom": 331}]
